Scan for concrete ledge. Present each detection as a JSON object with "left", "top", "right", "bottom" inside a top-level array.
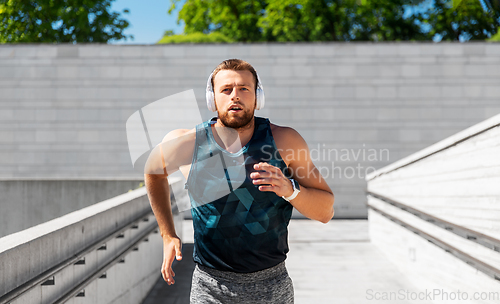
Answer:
[
  {"left": 0, "top": 187, "right": 150, "bottom": 297},
  {"left": 369, "top": 209, "right": 500, "bottom": 303},
  {"left": 366, "top": 118, "right": 500, "bottom": 239},
  {"left": 0, "top": 179, "right": 144, "bottom": 238},
  {"left": 368, "top": 196, "right": 500, "bottom": 273},
  {"left": 0, "top": 177, "right": 184, "bottom": 303},
  {"left": 366, "top": 112, "right": 500, "bottom": 180}
]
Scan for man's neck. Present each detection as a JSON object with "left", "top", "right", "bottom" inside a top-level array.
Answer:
[{"left": 213, "top": 117, "right": 255, "bottom": 153}]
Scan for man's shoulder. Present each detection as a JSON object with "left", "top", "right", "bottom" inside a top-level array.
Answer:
[
  {"left": 148, "top": 128, "right": 196, "bottom": 175},
  {"left": 161, "top": 128, "right": 196, "bottom": 144},
  {"left": 269, "top": 122, "right": 301, "bottom": 142},
  {"left": 268, "top": 122, "right": 308, "bottom": 166}
]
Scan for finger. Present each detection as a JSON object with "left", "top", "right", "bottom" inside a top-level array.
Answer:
[
  {"left": 166, "top": 272, "right": 174, "bottom": 285},
  {"left": 250, "top": 171, "right": 264, "bottom": 179},
  {"left": 254, "top": 162, "right": 280, "bottom": 173},
  {"left": 258, "top": 185, "right": 277, "bottom": 192},
  {"left": 175, "top": 243, "right": 183, "bottom": 261},
  {"left": 250, "top": 171, "right": 279, "bottom": 179},
  {"left": 259, "top": 164, "right": 286, "bottom": 179},
  {"left": 252, "top": 178, "right": 279, "bottom": 185},
  {"left": 251, "top": 170, "right": 283, "bottom": 181},
  {"left": 254, "top": 162, "right": 275, "bottom": 171},
  {"left": 161, "top": 267, "right": 167, "bottom": 282},
  {"left": 169, "top": 268, "right": 176, "bottom": 284},
  {"left": 162, "top": 257, "right": 175, "bottom": 284},
  {"left": 162, "top": 266, "right": 172, "bottom": 284}
]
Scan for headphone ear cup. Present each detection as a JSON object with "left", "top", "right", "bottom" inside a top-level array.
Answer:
[
  {"left": 206, "top": 72, "right": 217, "bottom": 112},
  {"left": 256, "top": 87, "right": 265, "bottom": 110},
  {"left": 255, "top": 75, "right": 265, "bottom": 110},
  {"left": 206, "top": 90, "right": 217, "bottom": 112}
]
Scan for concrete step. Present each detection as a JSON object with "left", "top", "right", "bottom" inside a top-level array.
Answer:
[{"left": 142, "top": 219, "right": 431, "bottom": 304}]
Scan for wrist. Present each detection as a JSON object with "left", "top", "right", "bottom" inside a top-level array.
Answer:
[
  {"left": 161, "top": 233, "right": 179, "bottom": 241},
  {"left": 284, "top": 179, "right": 294, "bottom": 197},
  {"left": 282, "top": 179, "right": 300, "bottom": 202}
]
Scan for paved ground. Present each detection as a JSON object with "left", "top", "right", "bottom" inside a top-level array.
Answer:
[{"left": 142, "top": 219, "right": 433, "bottom": 304}]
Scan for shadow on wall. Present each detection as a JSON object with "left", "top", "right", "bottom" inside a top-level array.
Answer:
[{"left": 0, "top": 179, "right": 144, "bottom": 238}]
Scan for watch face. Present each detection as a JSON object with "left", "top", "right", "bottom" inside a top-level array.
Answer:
[{"left": 292, "top": 179, "right": 300, "bottom": 191}]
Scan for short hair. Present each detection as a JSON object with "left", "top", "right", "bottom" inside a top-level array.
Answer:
[{"left": 211, "top": 59, "right": 258, "bottom": 92}]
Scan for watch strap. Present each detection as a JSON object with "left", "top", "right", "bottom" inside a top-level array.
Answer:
[{"left": 282, "top": 179, "right": 300, "bottom": 202}]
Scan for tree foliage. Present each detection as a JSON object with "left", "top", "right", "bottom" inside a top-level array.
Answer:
[
  {"left": 166, "top": 0, "right": 500, "bottom": 42},
  {"left": 157, "top": 31, "right": 234, "bottom": 43},
  {"left": 0, "top": 0, "right": 132, "bottom": 43},
  {"left": 257, "top": 0, "right": 358, "bottom": 41},
  {"left": 171, "top": 0, "right": 265, "bottom": 42},
  {"left": 489, "top": 29, "right": 500, "bottom": 40},
  {"left": 429, "top": 0, "right": 500, "bottom": 40}
]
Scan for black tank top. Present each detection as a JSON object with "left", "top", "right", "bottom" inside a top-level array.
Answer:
[{"left": 186, "top": 116, "right": 293, "bottom": 273}]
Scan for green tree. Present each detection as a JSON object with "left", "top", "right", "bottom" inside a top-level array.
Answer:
[
  {"left": 157, "top": 31, "right": 234, "bottom": 43},
  {"left": 171, "top": 0, "right": 265, "bottom": 42},
  {"left": 170, "top": 0, "right": 432, "bottom": 42},
  {"left": 488, "top": 27, "right": 500, "bottom": 40},
  {"left": 429, "top": 0, "right": 500, "bottom": 40},
  {"left": 0, "top": 0, "right": 132, "bottom": 43},
  {"left": 352, "top": 0, "right": 430, "bottom": 41},
  {"left": 258, "top": 0, "right": 432, "bottom": 42},
  {"left": 258, "top": 0, "right": 358, "bottom": 41},
  {"left": 165, "top": 0, "right": 499, "bottom": 42}
]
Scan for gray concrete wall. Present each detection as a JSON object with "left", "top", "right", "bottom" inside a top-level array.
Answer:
[
  {"left": 1, "top": 43, "right": 500, "bottom": 218},
  {"left": 366, "top": 113, "right": 500, "bottom": 302},
  {"left": 0, "top": 179, "right": 143, "bottom": 238},
  {"left": 0, "top": 177, "right": 185, "bottom": 304}
]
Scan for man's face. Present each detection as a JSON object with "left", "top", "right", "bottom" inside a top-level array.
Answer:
[{"left": 213, "top": 69, "right": 256, "bottom": 129}]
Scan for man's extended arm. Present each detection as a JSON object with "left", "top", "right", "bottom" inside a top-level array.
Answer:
[
  {"left": 145, "top": 171, "right": 182, "bottom": 285},
  {"left": 144, "top": 129, "right": 194, "bottom": 285},
  {"left": 145, "top": 145, "right": 180, "bottom": 239}
]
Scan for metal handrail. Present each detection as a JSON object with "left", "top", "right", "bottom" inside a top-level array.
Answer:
[
  {"left": 367, "top": 190, "right": 500, "bottom": 253},
  {"left": 368, "top": 203, "right": 500, "bottom": 282},
  {"left": 0, "top": 209, "right": 153, "bottom": 304},
  {"left": 53, "top": 220, "right": 159, "bottom": 304}
]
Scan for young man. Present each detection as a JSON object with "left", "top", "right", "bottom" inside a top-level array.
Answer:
[{"left": 145, "top": 59, "right": 334, "bottom": 304}]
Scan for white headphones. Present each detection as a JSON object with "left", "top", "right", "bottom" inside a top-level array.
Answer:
[{"left": 206, "top": 71, "right": 265, "bottom": 112}]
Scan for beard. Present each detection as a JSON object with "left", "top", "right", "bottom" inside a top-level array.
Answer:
[{"left": 218, "top": 107, "right": 254, "bottom": 129}]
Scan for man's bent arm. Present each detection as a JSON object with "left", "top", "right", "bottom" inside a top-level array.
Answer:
[
  {"left": 285, "top": 131, "right": 334, "bottom": 223},
  {"left": 259, "top": 125, "right": 335, "bottom": 223},
  {"left": 253, "top": 162, "right": 334, "bottom": 223},
  {"left": 286, "top": 171, "right": 334, "bottom": 224}
]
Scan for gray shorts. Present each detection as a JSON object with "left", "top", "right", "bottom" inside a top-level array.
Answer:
[{"left": 189, "top": 261, "right": 294, "bottom": 304}]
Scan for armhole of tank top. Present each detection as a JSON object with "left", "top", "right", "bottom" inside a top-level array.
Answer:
[
  {"left": 159, "top": 144, "right": 167, "bottom": 175},
  {"left": 185, "top": 125, "right": 201, "bottom": 189},
  {"left": 266, "top": 119, "right": 289, "bottom": 169}
]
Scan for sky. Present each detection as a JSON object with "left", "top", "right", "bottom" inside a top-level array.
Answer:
[{"left": 109, "top": 0, "right": 186, "bottom": 44}]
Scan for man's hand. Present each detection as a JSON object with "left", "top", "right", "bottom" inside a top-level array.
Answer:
[
  {"left": 250, "top": 162, "right": 294, "bottom": 198},
  {"left": 161, "top": 236, "right": 182, "bottom": 285}
]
